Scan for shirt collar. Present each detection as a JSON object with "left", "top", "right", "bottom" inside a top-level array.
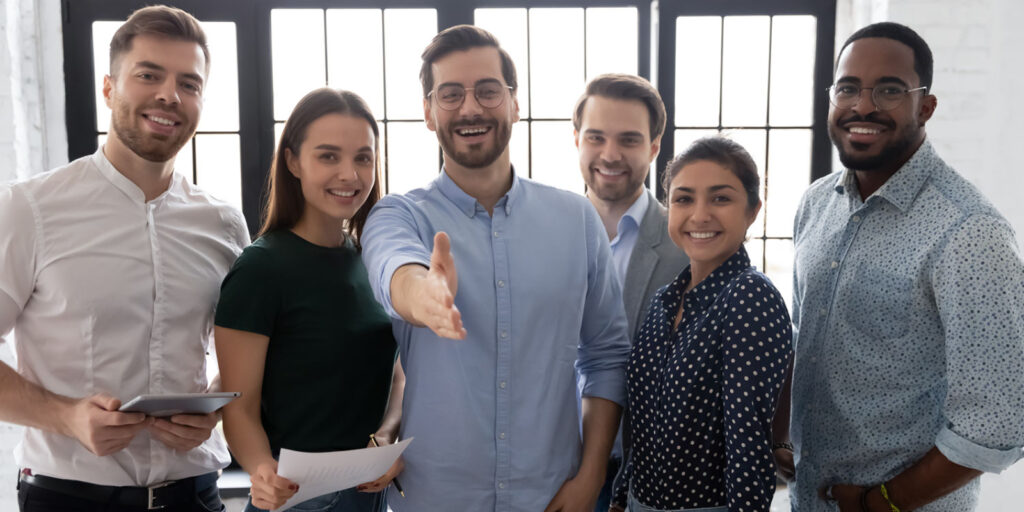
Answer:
[
  {"left": 835, "top": 140, "right": 937, "bottom": 213},
  {"left": 667, "top": 245, "right": 752, "bottom": 313},
  {"left": 615, "top": 190, "right": 649, "bottom": 236},
  {"left": 91, "top": 146, "right": 183, "bottom": 205},
  {"left": 437, "top": 165, "right": 522, "bottom": 218}
]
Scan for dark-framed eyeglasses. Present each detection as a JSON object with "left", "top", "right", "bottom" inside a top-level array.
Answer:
[
  {"left": 428, "top": 81, "right": 514, "bottom": 111},
  {"left": 827, "top": 83, "right": 928, "bottom": 111}
]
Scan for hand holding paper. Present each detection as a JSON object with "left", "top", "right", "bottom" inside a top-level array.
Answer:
[{"left": 274, "top": 437, "right": 413, "bottom": 511}]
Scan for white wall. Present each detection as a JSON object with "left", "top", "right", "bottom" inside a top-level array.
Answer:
[{"left": 0, "top": 0, "right": 1022, "bottom": 508}]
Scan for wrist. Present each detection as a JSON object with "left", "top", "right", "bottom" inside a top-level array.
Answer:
[{"left": 51, "top": 394, "right": 79, "bottom": 438}]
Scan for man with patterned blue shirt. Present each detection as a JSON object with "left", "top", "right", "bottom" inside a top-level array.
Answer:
[
  {"left": 788, "top": 22, "right": 1024, "bottom": 511},
  {"left": 361, "top": 25, "right": 629, "bottom": 512}
]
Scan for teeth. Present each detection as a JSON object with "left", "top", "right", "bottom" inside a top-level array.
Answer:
[
  {"left": 689, "top": 232, "right": 717, "bottom": 239},
  {"left": 596, "top": 169, "right": 626, "bottom": 176},
  {"left": 328, "top": 190, "right": 356, "bottom": 197},
  {"left": 457, "top": 127, "right": 488, "bottom": 135},
  {"left": 849, "top": 126, "right": 880, "bottom": 135},
  {"left": 149, "top": 116, "right": 175, "bottom": 126}
]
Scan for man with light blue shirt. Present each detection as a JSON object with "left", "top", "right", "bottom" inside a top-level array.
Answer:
[
  {"left": 789, "top": 22, "right": 1024, "bottom": 511},
  {"left": 361, "top": 25, "right": 630, "bottom": 512},
  {"left": 570, "top": 74, "right": 688, "bottom": 512}
]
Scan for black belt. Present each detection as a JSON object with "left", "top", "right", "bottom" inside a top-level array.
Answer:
[{"left": 18, "top": 469, "right": 219, "bottom": 510}]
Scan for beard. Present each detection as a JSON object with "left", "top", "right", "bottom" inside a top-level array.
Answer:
[
  {"left": 829, "top": 112, "right": 921, "bottom": 172},
  {"left": 585, "top": 159, "right": 648, "bottom": 204},
  {"left": 438, "top": 115, "right": 512, "bottom": 169},
  {"left": 109, "top": 97, "right": 195, "bottom": 163}
]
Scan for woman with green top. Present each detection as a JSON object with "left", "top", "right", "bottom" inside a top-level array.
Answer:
[{"left": 215, "top": 88, "right": 402, "bottom": 512}]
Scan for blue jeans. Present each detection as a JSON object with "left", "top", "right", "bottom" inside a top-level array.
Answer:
[
  {"left": 244, "top": 487, "right": 384, "bottom": 512},
  {"left": 627, "top": 492, "right": 727, "bottom": 512}
]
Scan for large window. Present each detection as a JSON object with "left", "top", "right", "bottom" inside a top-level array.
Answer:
[{"left": 63, "top": 1, "right": 835, "bottom": 284}]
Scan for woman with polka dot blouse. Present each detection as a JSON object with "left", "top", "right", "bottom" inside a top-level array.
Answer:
[{"left": 611, "top": 137, "right": 793, "bottom": 512}]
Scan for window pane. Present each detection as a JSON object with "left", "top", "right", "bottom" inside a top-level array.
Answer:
[
  {"left": 271, "top": 9, "right": 326, "bottom": 121},
  {"left": 327, "top": 9, "right": 385, "bottom": 118},
  {"left": 194, "top": 134, "right": 241, "bottom": 210},
  {"left": 764, "top": 238, "right": 795, "bottom": 311},
  {"left": 745, "top": 238, "right": 765, "bottom": 272},
  {"left": 766, "top": 129, "right": 812, "bottom": 237},
  {"left": 586, "top": 8, "right": 638, "bottom": 79},
  {"left": 198, "top": 22, "right": 239, "bottom": 132},
  {"left": 674, "top": 128, "right": 719, "bottom": 158},
  {"left": 385, "top": 122, "right": 439, "bottom": 194},
  {"left": 721, "top": 16, "right": 770, "bottom": 127},
  {"left": 92, "top": 22, "right": 121, "bottom": 132},
  {"left": 475, "top": 9, "right": 530, "bottom": 117},
  {"left": 510, "top": 121, "right": 529, "bottom": 178},
  {"left": 530, "top": 121, "right": 582, "bottom": 194},
  {"left": 175, "top": 137, "right": 195, "bottom": 184},
  {"left": 723, "top": 129, "right": 766, "bottom": 237},
  {"left": 530, "top": 9, "right": 584, "bottom": 119},
  {"left": 675, "top": 17, "right": 721, "bottom": 127},
  {"left": 769, "top": 16, "right": 817, "bottom": 127},
  {"left": 384, "top": 9, "right": 437, "bottom": 120}
]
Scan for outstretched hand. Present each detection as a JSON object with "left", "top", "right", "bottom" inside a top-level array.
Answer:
[{"left": 409, "top": 232, "right": 466, "bottom": 339}]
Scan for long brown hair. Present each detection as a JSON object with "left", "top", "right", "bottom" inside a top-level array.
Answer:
[{"left": 258, "top": 88, "right": 382, "bottom": 246}]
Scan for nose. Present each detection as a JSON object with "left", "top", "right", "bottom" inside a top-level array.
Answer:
[
  {"left": 599, "top": 141, "right": 622, "bottom": 163},
  {"left": 155, "top": 77, "right": 180, "bottom": 106},
  {"left": 691, "top": 197, "right": 713, "bottom": 223},
  {"left": 458, "top": 90, "right": 484, "bottom": 117},
  {"left": 337, "top": 160, "right": 358, "bottom": 181},
  {"left": 850, "top": 88, "right": 878, "bottom": 116}
]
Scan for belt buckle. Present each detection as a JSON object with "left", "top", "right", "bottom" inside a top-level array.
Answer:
[{"left": 147, "top": 481, "right": 173, "bottom": 510}]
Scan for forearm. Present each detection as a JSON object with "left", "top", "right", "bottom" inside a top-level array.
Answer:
[
  {"left": 375, "top": 358, "right": 405, "bottom": 439},
  {"left": 869, "top": 447, "right": 981, "bottom": 511},
  {"left": 578, "top": 396, "right": 622, "bottom": 480},
  {"left": 390, "top": 264, "right": 429, "bottom": 326},
  {"left": 0, "top": 360, "right": 74, "bottom": 436},
  {"left": 772, "top": 359, "right": 793, "bottom": 444},
  {"left": 222, "top": 407, "right": 276, "bottom": 475}
]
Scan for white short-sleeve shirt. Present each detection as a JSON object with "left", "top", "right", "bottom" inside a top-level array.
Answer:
[{"left": 0, "top": 148, "right": 249, "bottom": 486}]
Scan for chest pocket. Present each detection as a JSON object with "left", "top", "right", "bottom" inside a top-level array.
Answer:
[{"left": 842, "top": 263, "right": 912, "bottom": 339}]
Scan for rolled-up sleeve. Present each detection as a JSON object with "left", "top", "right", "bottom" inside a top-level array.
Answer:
[
  {"left": 575, "top": 204, "right": 630, "bottom": 406},
  {"left": 361, "top": 195, "right": 432, "bottom": 319},
  {"left": 932, "top": 213, "right": 1024, "bottom": 473},
  {"left": 0, "top": 185, "right": 37, "bottom": 340}
]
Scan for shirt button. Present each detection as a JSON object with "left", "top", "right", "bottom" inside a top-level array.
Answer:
[
  {"left": 852, "top": 215, "right": 861, "bottom": 222},
  {"left": 498, "top": 482, "right": 505, "bottom": 489},
  {"left": 830, "top": 261, "right": 838, "bottom": 269},
  {"left": 493, "top": 231, "right": 499, "bottom": 238},
  {"left": 819, "top": 308, "right": 827, "bottom": 317},
  {"left": 497, "top": 280, "right": 505, "bottom": 288},
  {"left": 499, "top": 381, "right": 507, "bottom": 389},
  {"left": 499, "top": 432, "right": 506, "bottom": 440},
  {"left": 500, "top": 330, "right": 508, "bottom": 339}
]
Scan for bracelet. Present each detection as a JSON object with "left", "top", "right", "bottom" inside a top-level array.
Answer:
[
  {"left": 880, "top": 483, "right": 901, "bottom": 512},
  {"left": 859, "top": 486, "right": 872, "bottom": 512},
  {"left": 772, "top": 441, "right": 794, "bottom": 451}
]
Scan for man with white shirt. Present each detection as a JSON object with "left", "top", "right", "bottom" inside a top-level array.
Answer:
[
  {"left": 571, "top": 74, "right": 689, "bottom": 512},
  {"left": 0, "top": 6, "right": 248, "bottom": 511}
]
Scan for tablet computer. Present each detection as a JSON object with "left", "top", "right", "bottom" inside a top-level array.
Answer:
[{"left": 118, "top": 392, "right": 240, "bottom": 417}]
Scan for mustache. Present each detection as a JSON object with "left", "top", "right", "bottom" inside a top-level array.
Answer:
[
  {"left": 838, "top": 112, "right": 895, "bottom": 129},
  {"left": 451, "top": 116, "right": 495, "bottom": 129}
]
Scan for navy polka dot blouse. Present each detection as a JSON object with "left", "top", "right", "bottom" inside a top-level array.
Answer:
[{"left": 615, "top": 246, "right": 792, "bottom": 510}]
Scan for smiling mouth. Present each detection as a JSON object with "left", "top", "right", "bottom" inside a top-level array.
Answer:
[
  {"left": 688, "top": 231, "right": 719, "bottom": 239},
  {"left": 455, "top": 126, "right": 491, "bottom": 137},
  {"left": 143, "top": 114, "right": 180, "bottom": 126},
  {"left": 328, "top": 189, "right": 358, "bottom": 198},
  {"left": 594, "top": 167, "right": 627, "bottom": 177},
  {"left": 848, "top": 126, "right": 881, "bottom": 135}
]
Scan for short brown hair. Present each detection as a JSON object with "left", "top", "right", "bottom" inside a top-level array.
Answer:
[
  {"left": 420, "top": 25, "right": 517, "bottom": 98},
  {"left": 259, "top": 88, "right": 382, "bottom": 246},
  {"left": 573, "top": 73, "right": 666, "bottom": 141},
  {"left": 109, "top": 5, "right": 210, "bottom": 76}
]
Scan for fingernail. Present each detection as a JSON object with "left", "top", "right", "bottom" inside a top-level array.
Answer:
[
  {"left": 357, "top": 485, "right": 367, "bottom": 491},
  {"left": 290, "top": 484, "right": 298, "bottom": 491}
]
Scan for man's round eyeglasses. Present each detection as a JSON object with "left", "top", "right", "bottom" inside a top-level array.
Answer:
[
  {"left": 428, "top": 82, "right": 514, "bottom": 111},
  {"left": 827, "top": 84, "right": 928, "bottom": 111}
]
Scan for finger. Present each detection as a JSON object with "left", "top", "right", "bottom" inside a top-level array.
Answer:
[
  {"left": 432, "top": 232, "right": 452, "bottom": 266},
  {"left": 148, "top": 425, "right": 196, "bottom": 452},
  {"left": 89, "top": 393, "right": 122, "bottom": 412},
  {"left": 152, "top": 418, "right": 209, "bottom": 441},
  {"left": 167, "top": 412, "right": 218, "bottom": 428}
]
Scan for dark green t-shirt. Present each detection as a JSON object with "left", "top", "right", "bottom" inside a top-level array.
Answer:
[{"left": 215, "top": 230, "right": 396, "bottom": 455}]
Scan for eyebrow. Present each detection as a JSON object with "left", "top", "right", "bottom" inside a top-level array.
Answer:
[
  {"left": 313, "top": 144, "right": 374, "bottom": 152},
  {"left": 673, "top": 184, "right": 739, "bottom": 194},
  {"left": 136, "top": 60, "right": 204, "bottom": 85},
  {"left": 583, "top": 129, "right": 645, "bottom": 138},
  {"left": 836, "top": 75, "right": 909, "bottom": 87},
  {"left": 437, "top": 78, "right": 503, "bottom": 88}
]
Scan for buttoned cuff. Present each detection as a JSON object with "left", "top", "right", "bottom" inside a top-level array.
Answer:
[
  {"left": 380, "top": 254, "right": 430, "bottom": 320},
  {"left": 578, "top": 368, "right": 627, "bottom": 407},
  {"left": 936, "top": 426, "right": 1024, "bottom": 473}
]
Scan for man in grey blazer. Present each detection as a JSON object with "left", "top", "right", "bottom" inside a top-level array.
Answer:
[{"left": 573, "top": 74, "right": 689, "bottom": 512}]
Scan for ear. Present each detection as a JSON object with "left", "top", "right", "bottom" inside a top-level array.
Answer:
[
  {"left": 511, "top": 92, "right": 520, "bottom": 124},
  {"left": 918, "top": 93, "right": 937, "bottom": 125},
  {"left": 423, "top": 97, "right": 436, "bottom": 132},
  {"left": 285, "top": 147, "right": 301, "bottom": 179},
  {"left": 574, "top": 130, "right": 580, "bottom": 150},
  {"left": 747, "top": 199, "right": 763, "bottom": 228},
  {"left": 649, "top": 138, "right": 662, "bottom": 162},
  {"left": 102, "top": 75, "right": 114, "bottom": 108}
]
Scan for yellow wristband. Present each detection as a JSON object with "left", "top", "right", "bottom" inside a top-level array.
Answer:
[{"left": 879, "top": 483, "right": 901, "bottom": 512}]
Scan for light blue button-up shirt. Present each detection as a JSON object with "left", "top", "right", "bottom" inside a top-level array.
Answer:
[
  {"left": 608, "top": 190, "right": 649, "bottom": 286},
  {"left": 790, "top": 141, "right": 1024, "bottom": 511},
  {"left": 361, "top": 168, "right": 631, "bottom": 512}
]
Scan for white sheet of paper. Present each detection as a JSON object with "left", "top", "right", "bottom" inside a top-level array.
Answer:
[{"left": 275, "top": 437, "right": 413, "bottom": 511}]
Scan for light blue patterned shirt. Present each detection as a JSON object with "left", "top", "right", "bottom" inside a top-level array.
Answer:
[
  {"left": 790, "top": 141, "right": 1024, "bottom": 511},
  {"left": 361, "top": 168, "right": 630, "bottom": 512}
]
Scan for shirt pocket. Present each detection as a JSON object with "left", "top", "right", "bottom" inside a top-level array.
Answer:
[{"left": 843, "top": 263, "right": 912, "bottom": 339}]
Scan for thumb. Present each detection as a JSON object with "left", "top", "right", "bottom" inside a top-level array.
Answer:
[
  {"left": 90, "top": 393, "right": 121, "bottom": 412},
  {"left": 431, "top": 231, "right": 452, "bottom": 268}
]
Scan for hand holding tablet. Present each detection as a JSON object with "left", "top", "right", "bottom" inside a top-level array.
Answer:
[{"left": 118, "top": 392, "right": 241, "bottom": 417}]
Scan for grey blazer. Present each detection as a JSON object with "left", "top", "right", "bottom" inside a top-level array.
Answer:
[{"left": 621, "top": 191, "right": 689, "bottom": 338}]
